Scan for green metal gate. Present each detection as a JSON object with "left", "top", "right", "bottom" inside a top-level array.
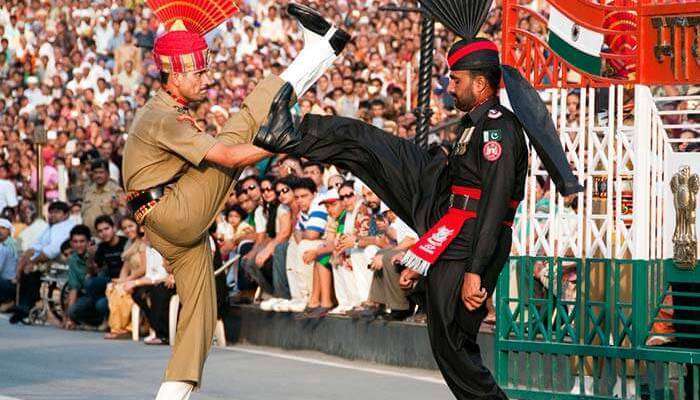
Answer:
[{"left": 495, "top": 257, "right": 700, "bottom": 399}]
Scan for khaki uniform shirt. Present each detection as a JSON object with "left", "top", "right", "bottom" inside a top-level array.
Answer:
[
  {"left": 82, "top": 180, "right": 124, "bottom": 232},
  {"left": 122, "top": 90, "right": 219, "bottom": 192}
]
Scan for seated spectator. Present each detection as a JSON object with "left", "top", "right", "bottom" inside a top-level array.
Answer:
[
  {"left": 297, "top": 189, "right": 347, "bottom": 319},
  {"left": 63, "top": 224, "right": 95, "bottom": 329},
  {"left": 338, "top": 186, "right": 388, "bottom": 318},
  {"left": 219, "top": 205, "right": 254, "bottom": 300},
  {"left": 260, "top": 176, "right": 297, "bottom": 311},
  {"left": 104, "top": 216, "right": 146, "bottom": 339},
  {"left": 11, "top": 201, "right": 75, "bottom": 324},
  {"left": 218, "top": 205, "right": 254, "bottom": 258},
  {"left": 15, "top": 202, "right": 48, "bottom": 252},
  {"left": 0, "top": 218, "right": 19, "bottom": 306},
  {"left": 241, "top": 175, "right": 279, "bottom": 296},
  {"left": 73, "top": 215, "right": 128, "bottom": 328},
  {"left": 328, "top": 181, "right": 362, "bottom": 314},
  {"left": 302, "top": 161, "right": 327, "bottom": 193},
  {"left": 278, "top": 178, "right": 327, "bottom": 313},
  {"left": 366, "top": 209, "right": 418, "bottom": 321},
  {"left": 327, "top": 174, "right": 345, "bottom": 192},
  {"left": 130, "top": 241, "right": 175, "bottom": 345}
]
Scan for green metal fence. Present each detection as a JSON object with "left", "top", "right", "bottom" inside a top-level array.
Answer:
[{"left": 495, "top": 256, "right": 700, "bottom": 399}]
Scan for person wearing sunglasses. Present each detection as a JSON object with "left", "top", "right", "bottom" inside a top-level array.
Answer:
[
  {"left": 240, "top": 175, "right": 262, "bottom": 206},
  {"left": 259, "top": 176, "right": 298, "bottom": 312},
  {"left": 241, "top": 176, "right": 279, "bottom": 297}
]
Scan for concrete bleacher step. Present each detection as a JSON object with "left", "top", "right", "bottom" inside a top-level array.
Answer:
[{"left": 223, "top": 305, "right": 495, "bottom": 371}]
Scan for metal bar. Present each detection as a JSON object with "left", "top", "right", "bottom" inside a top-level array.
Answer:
[
  {"left": 413, "top": 12, "right": 434, "bottom": 150},
  {"left": 497, "top": 341, "right": 700, "bottom": 363},
  {"left": 680, "top": 361, "right": 686, "bottom": 400},
  {"left": 694, "top": 365, "right": 698, "bottom": 400},
  {"left": 377, "top": 5, "right": 423, "bottom": 13},
  {"left": 654, "top": 95, "right": 700, "bottom": 101},
  {"left": 657, "top": 109, "right": 700, "bottom": 115}
]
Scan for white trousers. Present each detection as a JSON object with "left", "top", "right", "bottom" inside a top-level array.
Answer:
[
  {"left": 285, "top": 239, "right": 323, "bottom": 302},
  {"left": 349, "top": 245, "right": 379, "bottom": 302}
]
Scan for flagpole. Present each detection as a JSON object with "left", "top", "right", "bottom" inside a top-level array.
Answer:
[{"left": 379, "top": 5, "right": 434, "bottom": 150}]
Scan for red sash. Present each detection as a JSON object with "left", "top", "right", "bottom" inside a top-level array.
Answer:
[{"left": 401, "top": 186, "right": 518, "bottom": 275}]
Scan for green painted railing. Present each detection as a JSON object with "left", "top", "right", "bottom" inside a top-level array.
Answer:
[{"left": 495, "top": 257, "right": 700, "bottom": 399}]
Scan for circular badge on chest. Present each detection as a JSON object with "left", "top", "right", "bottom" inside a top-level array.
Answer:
[{"left": 482, "top": 141, "right": 502, "bottom": 162}]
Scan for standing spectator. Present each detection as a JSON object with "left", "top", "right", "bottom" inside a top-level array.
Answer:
[
  {"left": 93, "top": 16, "right": 114, "bottom": 61},
  {"left": 81, "top": 159, "right": 123, "bottom": 235},
  {"left": 259, "top": 6, "right": 285, "bottom": 43},
  {"left": 30, "top": 148, "right": 60, "bottom": 202},
  {"left": 338, "top": 75, "right": 360, "bottom": 118},
  {"left": 98, "top": 141, "right": 121, "bottom": 184},
  {"left": 115, "top": 60, "right": 141, "bottom": 95},
  {"left": 113, "top": 30, "right": 142, "bottom": 75},
  {"left": 0, "top": 218, "right": 18, "bottom": 305},
  {"left": 0, "top": 163, "right": 18, "bottom": 215},
  {"left": 11, "top": 201, "right": 75, "bottom": 323}
]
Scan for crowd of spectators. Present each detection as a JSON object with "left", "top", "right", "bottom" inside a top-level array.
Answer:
[
  {"left": 1, "top": 0, "right": 698, "bottom": 335},
  {"left": 0, "top": 0, "right": 485, "bottom": 335}
]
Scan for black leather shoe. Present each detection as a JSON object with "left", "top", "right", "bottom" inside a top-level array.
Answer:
[
  {"left": 287, "top": 3, "right": 351, "bottom": 55},
  {"left": 380, "top": 309, "right": 413, "bottom": 322},
  {"left": 254, "top": 83, "right": 303, "bottom": 154}
]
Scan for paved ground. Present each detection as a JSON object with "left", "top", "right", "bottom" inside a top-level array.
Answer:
[{"left": 0, "top": 315, "right": 450, "bottom": 400}]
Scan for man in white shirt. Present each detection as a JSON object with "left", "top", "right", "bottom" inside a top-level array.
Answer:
[
  {"left": 11, "top": 201, "right": 76, "bottom": 323},
  {"left": 93, "top": 16, "right": 114, "bottom": 59},
  {"left": 66, "top": 68, "right": 90, "bottom": 94},
  {"left": 93, "top": 78, "right": 114, "bottom": 107},
  {"left": 0, "top": 164, "right": 18, "bottom": 215},
  {"left": 115, "top": 60, "right": 142, "bottom": 95},
  {"left": 235, "top": 26, "right": 257, "bottom": 62},
  {"left": 259, "top": 6, "right": 286, "bottom": 43}
]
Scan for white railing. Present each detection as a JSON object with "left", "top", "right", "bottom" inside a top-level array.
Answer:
[{"left": 505, "top": 84, "right": 697, "bottom": 262}]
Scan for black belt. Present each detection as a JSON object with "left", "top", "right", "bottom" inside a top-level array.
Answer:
[
  {"left": 448, "top": 193, "right": 519, "bottom": 226},
  {"left": 448, "top": 193, "right": 479, "bottom": 212},
  {"left": 126, "top": 186, "right": 165, "bottom": 223}
]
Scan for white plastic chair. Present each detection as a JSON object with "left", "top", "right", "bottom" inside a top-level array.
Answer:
[{"left": 164, "top": 255, "right": 240, "bottom": 347}]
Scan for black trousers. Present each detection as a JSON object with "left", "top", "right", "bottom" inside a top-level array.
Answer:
[
  {"left": 294, "top": 115, "right": 508, "bottom": 399},
  {"left": 17, "top": 271, "right": 42, "bottom": 312},
  {"left": 132, "top": 284, "right": 176, "bottom": 340}
]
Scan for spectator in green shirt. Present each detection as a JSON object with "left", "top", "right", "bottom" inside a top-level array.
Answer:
[{"left": 63, "top": 224, "right": 93, "bottom": 330}]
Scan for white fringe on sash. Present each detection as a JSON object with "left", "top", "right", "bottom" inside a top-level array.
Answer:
[{"left": 401, "top": 250, "right": 431, "bottom": 276}]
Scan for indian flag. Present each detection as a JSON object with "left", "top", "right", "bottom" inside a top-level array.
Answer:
[{"left": 547, "top": 6, "right": 604, "bottom": 76}]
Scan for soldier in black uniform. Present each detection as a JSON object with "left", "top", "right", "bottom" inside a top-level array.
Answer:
[{"left": 254, "top": 37, "right": 579, "bottom": 399}]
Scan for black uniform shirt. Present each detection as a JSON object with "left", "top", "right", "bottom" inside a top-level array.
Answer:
[{"left": 441, "top": 97, "right": 528, "bottom": 275}]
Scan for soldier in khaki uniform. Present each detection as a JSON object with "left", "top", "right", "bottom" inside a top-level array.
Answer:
[
  {"left": 121, "top": 3, "right": 349, "bottom": 399},
  {"left": 81, "top": 159, "right": 123, "bottom": 233}
]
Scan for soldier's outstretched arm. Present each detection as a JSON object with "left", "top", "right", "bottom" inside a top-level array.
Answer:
[
  {"left": 200, "top": 76, "right": 284, "bottom": 169},
  {"left": 203, "top": 142, "right": 271, "bottom": 169}
]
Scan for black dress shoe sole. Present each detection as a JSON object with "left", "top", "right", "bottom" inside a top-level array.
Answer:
[
  {"left": 329, "top": 29, "right": 351, "bottom": 55},
  {"left": 288, "top": 3, "right": 331, "bottom": 36},
  {"left": 288, "top": 3, "right": 351, "bottom": 55}
]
